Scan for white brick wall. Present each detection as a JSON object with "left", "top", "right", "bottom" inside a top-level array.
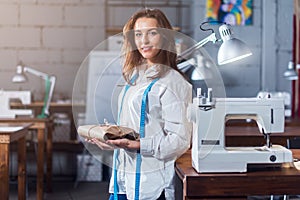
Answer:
[
  {"left": 0, "top": 4, "right": 18, "bottom": 25},
  {"left": 0, "top": 1, "right": 105, "bottom": 100},
  {"left": 0, "top": 27, "right": 40, "bottom": 47},
  {"left": 18, "top": 49, "right": 62, "bottom": 64},
  {"left": 20, "top": 5, "right": 63, "bottom": 26},
  {"left": 0, "top": 50, "right": 17, "bottom": 70},
  {"left": 43, "top": 27, "right": 86, "bottom": 48},
  {"left": 64, "top": 6, "right": 103, "bottom": 26}
]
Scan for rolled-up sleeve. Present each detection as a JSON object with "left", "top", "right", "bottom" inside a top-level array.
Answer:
[{"left": 140, "top": 137, "right": 154, "bottom": 156}]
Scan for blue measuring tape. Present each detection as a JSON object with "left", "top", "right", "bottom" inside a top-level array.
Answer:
[
  {"left": 134, "top": 78, "right": 158, "bottom": 200},
  {"left": 113, "top": 75, "right": 137, "bottom": 200},
  {"left": 113, "top": 75, "right": 159, "bottom": 200}
]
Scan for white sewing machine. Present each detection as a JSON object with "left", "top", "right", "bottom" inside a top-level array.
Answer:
[
  {"left": 188, "top": 89, "right": 293, "bottom": 173},
  {"left": 0, "top": 90, "right": 33, "bottom": 118}
]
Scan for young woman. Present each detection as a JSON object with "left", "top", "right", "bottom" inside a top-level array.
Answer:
[{"left": 90, "top": 8, "right": 192, "bottom": 200}]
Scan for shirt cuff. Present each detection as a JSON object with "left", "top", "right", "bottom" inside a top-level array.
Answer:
[{"left": 140, "top": 137, "right": 154, "bottom": 156}]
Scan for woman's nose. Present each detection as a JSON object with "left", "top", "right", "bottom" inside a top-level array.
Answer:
[{"left": 142, "top": 34, "right": 149, "bottom": 44}]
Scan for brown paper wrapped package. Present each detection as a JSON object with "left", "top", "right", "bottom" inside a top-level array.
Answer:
[{"left": 78, "top": 124, "right": 139, "bottom": 143}]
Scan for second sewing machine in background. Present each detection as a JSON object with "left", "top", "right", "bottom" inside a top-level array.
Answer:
[{"left": 0, "top": 90, "right": 32, "bottom": 118}]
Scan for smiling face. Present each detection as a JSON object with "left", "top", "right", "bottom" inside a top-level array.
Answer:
[{"left": 134, "top": 17, "right": 162, "bottom": 66}]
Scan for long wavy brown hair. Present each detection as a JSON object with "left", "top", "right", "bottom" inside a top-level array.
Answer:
[{"left": 122, "top": 8, "right": 182, "bottom": 84}]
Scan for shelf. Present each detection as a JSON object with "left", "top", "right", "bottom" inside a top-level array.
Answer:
[
  {"left": 106, "top": 0, "right": 191, "bottom": 7},
  {"left": 104, "top": 0, "right": 192, "bottom": 37}
]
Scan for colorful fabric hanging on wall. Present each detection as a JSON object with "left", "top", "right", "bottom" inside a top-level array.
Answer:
[{"left": 206, "top": 0, "right": 253, "bottom": 26}]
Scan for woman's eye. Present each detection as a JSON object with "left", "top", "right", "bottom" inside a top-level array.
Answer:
[
  {"left": 135, "top": 32, "right": 142, "bottom": 37},
  {"left": 149, "top": 31, "right": 158, "bottom": 36}
]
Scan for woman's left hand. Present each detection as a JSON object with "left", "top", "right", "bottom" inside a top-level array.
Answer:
[{"left": 106, "top": 139, "right": 140, "bottom": 150}]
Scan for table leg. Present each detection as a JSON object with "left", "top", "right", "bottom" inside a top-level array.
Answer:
[
  {"left": 46, "top": 124, "right": 53, "bottom": 192},
  {"left": 183, "top": 178, "right": 187, "bottom": 200},
  {"left": 0, "top": 143, "right": 9, "bottom": 200},
  {"left": 18, "top": 136, "right": 26, "bottom": 200},
  {"left": 37, "top": 129, "right": 44, "bottom": 200},
  {"left": 70, "top": 113, "right": 77, "bottom": 140}
]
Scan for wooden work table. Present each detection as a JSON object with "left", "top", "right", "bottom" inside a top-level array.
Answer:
[
  {"left": 175, "top": 149, "right": 300, "bottom": 200},
  {"left": 0, "top": 123, "right": 31, "bottom": 200},
  {"left": 11, "top": 101, "right": 85, "bottom": 140},
  {"left": 176, "top": 119, "right": 300, "bottom": 200},
  {"left": 7, "top": 101, "right": 85, "bottom": 199},
  {"left": 0, "top": 118, "right": 54, "bottom": 200}
]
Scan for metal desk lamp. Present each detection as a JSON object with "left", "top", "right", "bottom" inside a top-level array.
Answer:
[
  {"left": 12, "top": 63, "right": 56, "bottom": 118},
  {"left": 177, "top": 21, "right": 252, "bottom": 80}
]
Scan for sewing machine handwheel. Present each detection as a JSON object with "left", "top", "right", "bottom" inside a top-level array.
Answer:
[{"left": 269, "top": 155, "right": 277, "bottom": 162}]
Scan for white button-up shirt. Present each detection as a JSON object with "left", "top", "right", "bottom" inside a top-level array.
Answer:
[{"left": 109, "top": 65, "right": 192, "bottom": 200}]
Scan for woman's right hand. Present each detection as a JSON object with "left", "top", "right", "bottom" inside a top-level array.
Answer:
[{"left": 85, "top": 138, "right": 115, "bottom": 151}]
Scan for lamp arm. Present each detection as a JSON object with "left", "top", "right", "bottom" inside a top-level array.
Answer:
[
  {"left": 43, "top": 76, "right": 56, "bottom": 116},
  {"left": 179, "top": 33, "right": 218, "bottom": 59},
  {"left": 177, "top": 58, "right": 196, "bottom": 72},
  {"left": 23, "top": 67, "right": 49, "bottom": 80},
  {"left": 23, "top": 66, "right": 56, "bottom": 117}
]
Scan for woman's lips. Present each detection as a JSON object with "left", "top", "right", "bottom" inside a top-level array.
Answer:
[{"left": 141, "top": 46, "right": 152, "bottom": 52}]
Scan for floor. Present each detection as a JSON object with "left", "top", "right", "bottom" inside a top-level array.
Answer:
[
  {"left": 8, "top": 141, "right": 112, "bottom": 200},
  {"left": 9, "top": 179, "right": 110, "bottom": 200}
]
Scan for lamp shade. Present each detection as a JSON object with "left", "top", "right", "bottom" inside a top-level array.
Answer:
[
  {"left": 12, "top": 65, "right": 28, "bottom": 83},
  {"left": 217, "top": 24, "right": 252, "bottom": 65},
  {"left": 283, "top": 61, "right": 298, "bottom": 80}
]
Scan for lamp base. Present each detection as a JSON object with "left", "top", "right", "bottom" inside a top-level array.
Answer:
[{"left": 37, "top": 112, "right": 48, "bottom": 119}]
